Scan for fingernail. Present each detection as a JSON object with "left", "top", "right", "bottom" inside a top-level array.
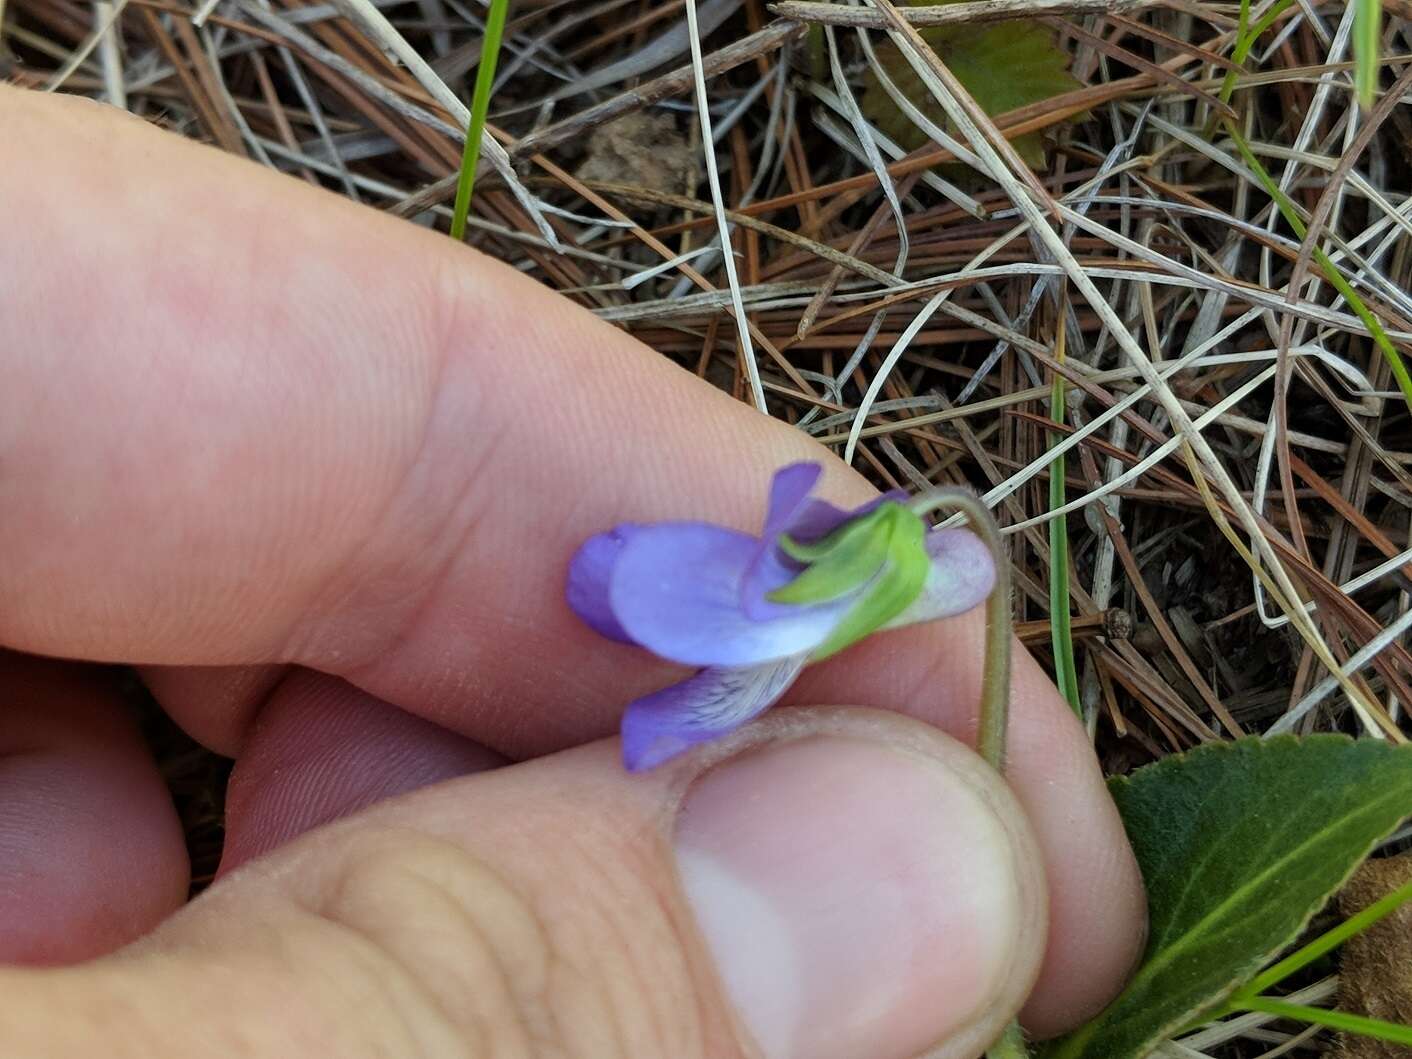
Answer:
[{"left": 675, "top": 735, "right": 1027, "bottom": 1059}]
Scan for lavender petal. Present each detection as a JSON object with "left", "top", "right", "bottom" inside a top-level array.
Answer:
[
  {"left": 740, "top": 463, "right": 833, "bottom": 622},
  {"left": 566, "top": 525, "right": 642, "bottom": 644},
  {"left": 610, "top": 522, "right": 848, "bottom": 666},
  {"left": 620, "top": 654, "right": 808, "bottom": 771},
  {"left": 762, "top": 462, "right": 824, "bottom": 538},
  {"left": 884, "top": 528, "right": 997, "bottom": 628}
]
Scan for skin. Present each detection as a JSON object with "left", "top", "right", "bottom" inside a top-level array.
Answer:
[{"left": 0, "top": 86, "right": 1145, "bottom": 1055}]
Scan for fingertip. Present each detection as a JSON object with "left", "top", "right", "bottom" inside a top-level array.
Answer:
[
  {"left": 1011, "top": 695, "right": 1147, "bottom": 1035},
  {"left": 787, "top": 612, "right": 1148, "bottom": 1037},
  {"left": 220, "top": 670, "right": 502, "bottom": 874},
  {"left": 0, "top": 655, "right": 188, "bottom": 963},
  {"left": 139, "top": 664, "right": 288, "bottom": 755},
  {"left": 675, "top": 723, "right": 1047, "bottom": 1059}
]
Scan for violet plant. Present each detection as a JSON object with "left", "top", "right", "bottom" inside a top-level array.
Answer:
[
  {"left": 567, "top": 461, "right": 1005, "bottom": 772},
  {"left": 567, "top": 463, "right": 1412, "bottom": 1058}
]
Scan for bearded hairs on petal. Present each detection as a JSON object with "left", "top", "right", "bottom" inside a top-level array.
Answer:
[{"left": 620, "top": 655, "right": 808, "bottom": 771}]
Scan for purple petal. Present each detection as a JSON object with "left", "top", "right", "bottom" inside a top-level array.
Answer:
[
  {"left": 769, "top": 492, "right": 901, "bottom": 545},
  {"left": 739, "top": 542, "right": 812, "bottom": 622},
  {"left": 762, "top": 462, "right": 824, "bottom": 538},
  {"left": 610, "top": 523, "right": 848, "bottom": 666},
  {"left": 778, "top": 497, "right": 853, "bottom": 543},
  {"left": 764, "top": 465, "right": 908, "bottom": 546},
  {"left": 621, "top": 654, "right": 808, "bottom": 771},
  {"left": 885, "top": 528, "right": 997, "bottom": 628},
  {"left": 567, "top": 525, "right": 642, "bottom": 644},
  {"left": 740, "top": 463, "right": 831, "bottom": 622}
]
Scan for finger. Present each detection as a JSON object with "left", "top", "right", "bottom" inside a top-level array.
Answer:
[
  {"left": 219, "top": 668, "right": 502, "bottom": 872},
  {"left": 4, "top": 84, "right": 795, "bottom": 677},
  {"left": 789, "top": 621, "right": 1146, "bottom": 1034},
  {"left": 0, "top": 653, "right": 187, "bottom": 963},
  {"left": 196, "top": 647, "right": 1136, "bottom": 1033},
  {"left": 139, "top": 665, "right": 287, "bottom": 756},
  {"left": 1, "top": 87, "right": 1143, "bottom": 1029},
  {"left": 0, "top": 89, "right": 989, "bottom": 751},
  {"left": 1, "top": 708, "right": 1047, "bottom": 1059}
]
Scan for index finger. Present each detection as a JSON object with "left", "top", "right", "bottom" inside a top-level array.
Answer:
[{"left": 0, "top": 88, "right": 1143, "bottom": 1032}]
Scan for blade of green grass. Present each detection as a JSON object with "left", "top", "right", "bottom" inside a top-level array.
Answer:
[
  {"left": 1217, "top": 0, "right": 1297, "bottom": 107},
  {"left": 1047, "top": 344, "right": 1081, "bottom": 717},
  {"left": 1355, "top": 0, "right": 1382, "bottom": 109},
  {"left": 1223, "top": 121, "right": 1412, "bottom": 413},
  {"left": 449, "top": 0, "right": 511, "bottom": 242},
  {"left": 1230, "top": 998, "right": 1412, "bottom": 1046},
  {"left": 1213, "top": 0, "right": 1412, "bottom": 411},
  {"left": 1235, "top": 878, "right": 1412, "bottom": 999}
]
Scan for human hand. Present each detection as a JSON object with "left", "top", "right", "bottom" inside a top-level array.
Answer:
[{"left": 0, "top": 88, "right": 1144, "bottom": 1059}]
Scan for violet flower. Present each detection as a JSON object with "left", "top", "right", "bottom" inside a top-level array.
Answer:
[{"left": 567, "top": 462, "right": 996, "bottom": 771}]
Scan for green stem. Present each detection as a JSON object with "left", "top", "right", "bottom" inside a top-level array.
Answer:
[
  {"left": 449, "top": 0, "right": 511, "bottom": 242},
  {"left": 806, "top": 22, "right": 826, "bottom": 82},
  {"left": 1229, "top": 997, "right": 1412, "bottom": 1046},
  {"left": 1213, "top": 0, "right": 1411, "bottom": 411},
  {"left": 909, "top": 491, "right": 1011, "bottom": 774},
  {"left": 1355, "top": 0, "right": 1382, "bottom": 109},
  {"left": 909, "top": 492, "right": 1021, "bottom": 1057},
  {"left": 1216, "top": 0, "right": 1297, "bottom": 107},
  {"left": 1047, "top": 370, "right": 1081, "bottom": 718}
]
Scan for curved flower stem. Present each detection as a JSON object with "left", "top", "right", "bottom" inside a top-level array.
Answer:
[
  {"left": 909, "top": 491, "right": 1012, "bottom": 774},
  {"left": 909, "top": 492, "right": 1023, "bottom": 1059}
]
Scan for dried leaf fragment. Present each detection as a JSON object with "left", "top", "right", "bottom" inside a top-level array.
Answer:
[{"left": 1336, "top": 855, "right": 1412, "bottom": 1059}]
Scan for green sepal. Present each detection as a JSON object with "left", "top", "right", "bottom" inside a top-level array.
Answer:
[
  {"left": 766, "top": 502, "right": 931, "bottom": 661},
  {"left": 811, "top": 506, "right": 929, "bottom": 659},
  {"left": 768, "top": 502, "right": 932, "bottom": 657},
  {"left": 771, "top": 504, "right": 895, "bottom": 604}
]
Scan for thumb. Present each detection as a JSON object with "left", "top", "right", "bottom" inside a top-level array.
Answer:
[{"left": 1, "top": 708, "right": 1046, "bottom": 1059}]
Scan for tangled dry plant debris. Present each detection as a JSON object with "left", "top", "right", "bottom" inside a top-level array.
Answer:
[{"left": 6, "top": 1, "right": 1411, "bottom": 1048}]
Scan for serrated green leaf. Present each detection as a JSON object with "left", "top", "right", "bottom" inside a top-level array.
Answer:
[
  {"left": 1043, "top": 736, "right": 1412, "bottom": 1059},
  {"left": 809, "top": 504, "right": 930, "bottom": 660},
  {"left": 772, "top": 505, "right": 893, "bottom": 604},
  {"left": 860, "top": 6, "right": 1081, "bottom": 169}
]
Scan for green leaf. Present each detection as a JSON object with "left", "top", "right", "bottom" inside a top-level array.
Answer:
[
  {"left": 1236, "top": 875, "right": 1412, "bottom": 998},
  {"left": 1043, "top": 736, "right": 1412, "bottom": 1059},
  {"left": 860, "top": 7, "right": 1081, "bottom": 169},
  {"left": 772, "top": 505, "right": 892, "bottom": 603}
]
